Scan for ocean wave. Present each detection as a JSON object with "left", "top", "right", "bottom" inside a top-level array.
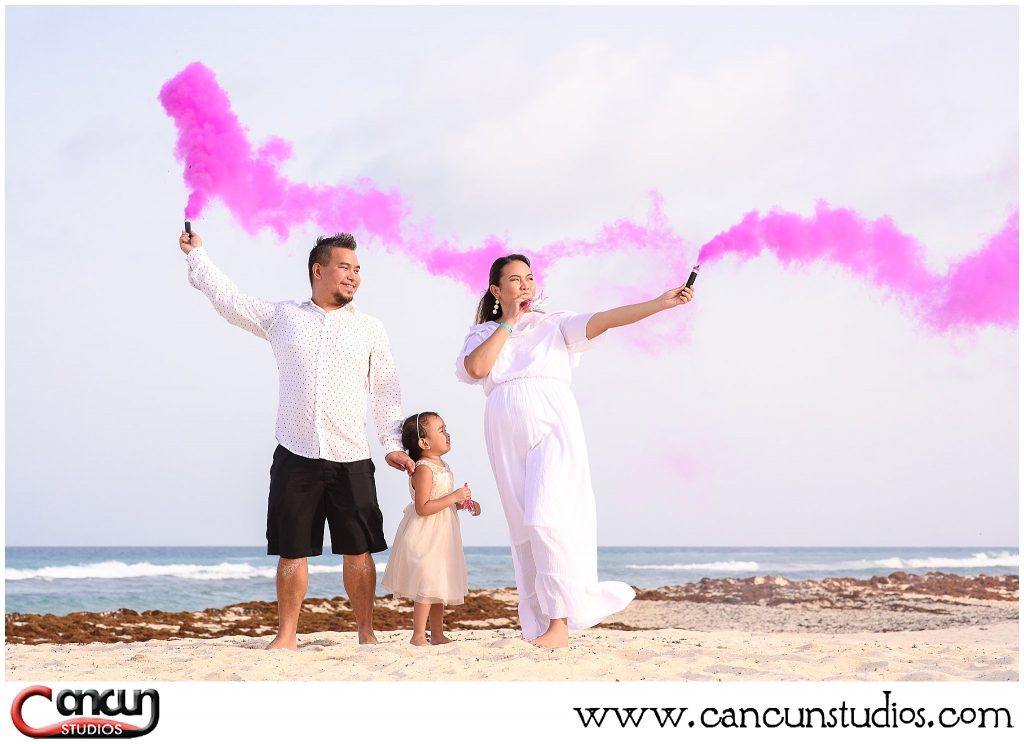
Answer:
[
  {"left": 6, "top": 560, "right": 390, "bottom": 582},
  {"left": 624, "top": 561, "right": 760, "bottom": 572},
  {"left": 621, "top": 552, "right": 1018, "bottom": 575},
  {"left": 838, "top": 551, "right": 1018, "bottom": 571}
]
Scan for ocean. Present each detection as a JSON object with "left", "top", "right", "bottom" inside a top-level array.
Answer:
[{"left": 5, "top": 546, "right": 1018, "bottom": 616}]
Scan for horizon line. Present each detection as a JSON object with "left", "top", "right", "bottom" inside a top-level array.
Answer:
[{"left": 5, "top": 544, "right": 1019, "bottom": 550}]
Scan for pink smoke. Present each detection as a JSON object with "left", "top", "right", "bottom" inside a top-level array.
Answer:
[
  {"left": 161, "top": 62, "right": 1018, "bottom": 332},
  {"left": 699, "top": 204, "right": 1018, "bottom": 330},
  {"left": 159, "top": 63, "right": 408, "bottom": 243},
  {"left": 159, "top": 62, "right": 690, "bottom": 293}
]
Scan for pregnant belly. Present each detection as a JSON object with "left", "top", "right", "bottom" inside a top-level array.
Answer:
[{"left": 484, "top": 378, "right": 581, "bottom": 446}]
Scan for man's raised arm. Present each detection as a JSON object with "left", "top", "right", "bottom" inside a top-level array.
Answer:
[{"left": 180, "top": 229, "right": 276, "bottom": 340}]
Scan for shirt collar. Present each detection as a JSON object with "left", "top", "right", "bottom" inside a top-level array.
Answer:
[{"left": 303, "top": 299, "right": 358, "bottom": 315}]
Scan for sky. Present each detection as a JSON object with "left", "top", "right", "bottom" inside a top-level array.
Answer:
[{"left": 3, "top": 5, "right": 1019, "bottom": 548}]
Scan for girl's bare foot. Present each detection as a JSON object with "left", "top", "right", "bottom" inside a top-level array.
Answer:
[
  {"left": 266, "top": 635, "right": 298, "bottom": 651},
  {"left": 410, "top": 635, "right": 431, "bottom": 646},
  {"left": 429, "top": 634, "right": 453, "bottom": 645},
  {"left": 529, "top": 619, "right": 568, "bottom": 649},
  {"left": 358, "top": 631, "right": 379, "bottom": 645}
]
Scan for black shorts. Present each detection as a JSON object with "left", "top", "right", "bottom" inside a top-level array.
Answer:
[{"left": 266, "top": 445, "right": 388, "bottom": 559}]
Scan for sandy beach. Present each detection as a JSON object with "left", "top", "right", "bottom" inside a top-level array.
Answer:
[{"left": 6, "top": 572, "right": 1017, "bottom": 681}]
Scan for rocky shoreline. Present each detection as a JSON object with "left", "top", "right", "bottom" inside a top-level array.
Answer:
[{"left": 5, "top": 571, "right": 1017, "bottom": 645}]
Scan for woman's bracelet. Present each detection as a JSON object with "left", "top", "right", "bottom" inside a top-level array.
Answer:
[{"left": 498, "top": 322, "right": 513, "bottom": 333}]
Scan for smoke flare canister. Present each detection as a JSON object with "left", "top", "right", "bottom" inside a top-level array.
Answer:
[
  {"left": 685, "top": 264, "right": 699, "bottom": 289},
  {"left": 184, "top": 220, "right": 191, "bottom": 236}
]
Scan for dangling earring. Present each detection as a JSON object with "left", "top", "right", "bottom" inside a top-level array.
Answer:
[{"left": 492, "top": 298, "right": 500, "bottom": 315}]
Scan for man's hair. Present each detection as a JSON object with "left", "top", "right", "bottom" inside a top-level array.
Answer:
[{"left": 308, "top": 233, "right": 357, "bottom": 286}]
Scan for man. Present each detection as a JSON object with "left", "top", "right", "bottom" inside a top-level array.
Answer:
[{"left": 180, "top": 229, "right": 414, "bottom": 649}]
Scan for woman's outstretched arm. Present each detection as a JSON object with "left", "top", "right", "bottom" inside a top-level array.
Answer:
[{"left": 585, "top": 285, "right": 696, "bottom": 340}]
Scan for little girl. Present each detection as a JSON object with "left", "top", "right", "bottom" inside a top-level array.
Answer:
[{"left": 381, "top": 411, "right": 481, "bottom": 646}]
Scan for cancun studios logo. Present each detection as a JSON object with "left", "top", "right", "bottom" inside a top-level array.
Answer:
[{"left": 10, "top": 686, "right": 160, "bottom": 738}]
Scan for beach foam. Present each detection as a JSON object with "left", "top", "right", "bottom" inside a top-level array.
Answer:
[{"left": 3, "top": 561, "right": 380, "bottom": 582}]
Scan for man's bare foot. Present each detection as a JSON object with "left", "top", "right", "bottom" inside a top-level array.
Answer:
[
  {"left": 410, "top": 635, "right": 431, "bottom": 646},
  {"left": 529, "top": 620, "right": 568, "bottom": 649},
  {"left": 358, "top": 630, "right": 379, "bottom": 645},
  {"left": 266, "top": 635, "right": 298, "bottom": 651},
  {"left": 429, "top": 634, "right": 453, "bottom": 645}
]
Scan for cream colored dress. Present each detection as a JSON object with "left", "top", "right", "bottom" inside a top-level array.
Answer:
[{"left": 381, "top": 458, "right": 468, "bottom": 605}]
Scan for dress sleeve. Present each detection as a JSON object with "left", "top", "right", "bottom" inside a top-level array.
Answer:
[
  {"left": 557, "top": 311, "right": 601, "bottom": 353},
  {"left": 455, "top": 325, "right": 493, "bottom": 384}
]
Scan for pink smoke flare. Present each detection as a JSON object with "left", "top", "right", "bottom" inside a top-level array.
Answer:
[
  {"left": 699, "top": 204, "right": 1018, "bottom": 330},
  {"left": 159, "top": 62, "right": 690, "bottom": 294},
  {"left": 160, "top": 62, "right": 1018, "bottom": 332}
]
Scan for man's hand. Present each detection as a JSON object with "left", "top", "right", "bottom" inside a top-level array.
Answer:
[
  {"left": 180, "top": 229, "right": 203, "bottom": 254},
  {"left": 385, "top": 451, "right": 415, "bottom": 475}
]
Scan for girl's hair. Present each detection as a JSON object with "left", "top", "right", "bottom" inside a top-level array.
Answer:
[
  {"left": 401, "top": 411, "right": 439, "bottom": 461},
  {"left": 474, "top": 254, "right": 532, "bottom": 324}
]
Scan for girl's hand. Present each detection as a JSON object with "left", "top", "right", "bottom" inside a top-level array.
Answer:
[
  {"left": 658, "top": 284, "right": 696, "bottom": 309},
  {"left": 450, "top": 486, "right": 471, "bottom": 508}
]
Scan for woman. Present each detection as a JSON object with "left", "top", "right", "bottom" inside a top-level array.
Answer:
[{"left": 455, "top": 254, "right": 696, "bottom": 648}]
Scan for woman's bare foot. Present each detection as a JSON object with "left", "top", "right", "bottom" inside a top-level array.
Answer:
[
  {"left": 358, "top": 631, "right": 379, "bottom": 645},
  {"left": 410, "top": 634, "right": 431, "bottom": 647},
  {"left": 529, "top": 619, "right": 568, "bottom": 649},
  {"left": 429, "top": 634, "right": 453, "bottom": 645},
  {"left": 266, "top": 634, "right": 298, "bottom": 651}
]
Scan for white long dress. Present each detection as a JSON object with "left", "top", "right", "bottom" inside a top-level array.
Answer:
[{"left": 455, "top": 311, "right": 635, "bottom": 639}]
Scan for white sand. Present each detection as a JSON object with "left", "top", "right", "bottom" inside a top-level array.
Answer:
[{"left": 6, "top": 622, "right": 1017, "bottom": 682}]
